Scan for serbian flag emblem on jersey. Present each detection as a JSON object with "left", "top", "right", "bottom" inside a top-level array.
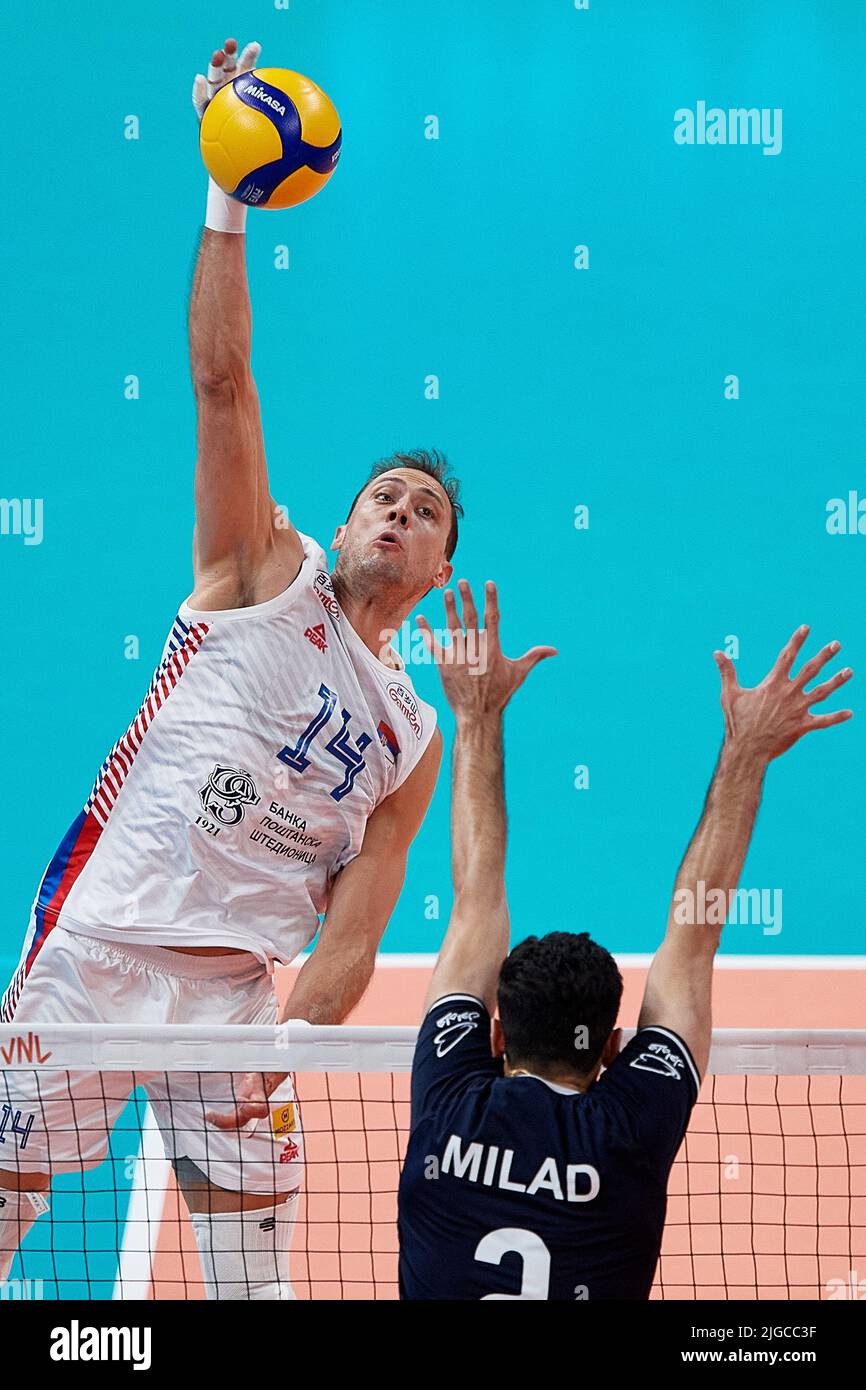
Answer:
[{"left": 377, "top": 720, "right": 400, "bottom": 765}]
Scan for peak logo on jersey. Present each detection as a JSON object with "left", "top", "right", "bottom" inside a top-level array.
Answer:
[
  {"left": 304, "top": 623, "right": 328, "bottom": 652},
  {"left": 279, "top": 1138, "right": 300, "bottom": 1164},
  {"left": 199, "top": 765, "right": 261, "bottom": 826},
  {"left": 629, "top": 1042, "right": 684, "bottom": 1080},
  {"left": 271, "top": 1102, "right": 297, "bottom": 1136},
  {"left": 433, "top": 1009, "right": 480, "bottom": 1057},
  {"left": 377, "top": 719, "right": 400, "bottom": 765},
  {"left": 314, "top": 571, "right": 341, "bottom": 619},
  {"left": 386, "top": 682, "right": 423, "bottom": 740}
]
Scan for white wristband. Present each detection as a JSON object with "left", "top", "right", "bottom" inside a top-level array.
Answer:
[{"left": 205, "top": 177, "right": 247, "bottom": 234}]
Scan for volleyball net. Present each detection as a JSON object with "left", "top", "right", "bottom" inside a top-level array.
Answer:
[{"left": 1, "top": 1025, "right": 864, "bottom": 1301}]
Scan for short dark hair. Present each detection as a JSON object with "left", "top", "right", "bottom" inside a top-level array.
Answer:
[
  {"left": 345, "top": 448, "right": 463, "bottom": 559},
  {"left": 498, "top": 932, "right": 623, "bottom": 1076}
]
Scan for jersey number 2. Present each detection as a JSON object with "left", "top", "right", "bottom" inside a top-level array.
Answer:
[
  {"left": 277, "top": 683, "right": 371, "bottom": 802},
  {"left": 475, "top": 1228, "right": 551, "bottom": 1300}
]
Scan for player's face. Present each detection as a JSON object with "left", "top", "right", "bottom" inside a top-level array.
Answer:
[{"left": 332, "top": 469, "right": 453, "bottom": 598}]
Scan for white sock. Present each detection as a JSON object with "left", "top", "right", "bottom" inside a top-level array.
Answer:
[
  {"left": 0, "top": 1188, "right": 48, "bottom": 1282},
  {"left": 189, "top": 1196, "right": 298, "bottom": 1300}
]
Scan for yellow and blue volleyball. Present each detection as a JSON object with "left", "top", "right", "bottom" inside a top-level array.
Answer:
[{"left": 200, "top": 67, "right": 342, "bottom": 210}]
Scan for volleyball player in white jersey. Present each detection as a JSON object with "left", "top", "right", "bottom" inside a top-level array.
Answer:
[{"left": 0, "top": 36, "right": 454, "bottom": 1299}]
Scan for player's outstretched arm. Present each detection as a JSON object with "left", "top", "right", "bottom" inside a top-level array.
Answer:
[
  {"left": 421, "top": 581, "right": 556, "bottom": 1016},
  {"left": 638, "top": 626, "right": 853, "bottom": 1080},
  {"left": 188, "top": 36, "right": 304, "bottom": 611}
]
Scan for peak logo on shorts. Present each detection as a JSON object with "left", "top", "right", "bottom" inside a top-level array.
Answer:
[
  {"left": 387, "top": 682, "right": 423, "bottom": 740},
  {"left": 433, "top": 1008, "right": 480, "bottom": 1057},
  {"left": 314, "top": 571, "right": 340, "bottom": 620},
  {"left": 629, "top": 1042, "right": 684, "bottom": 1080},
  {"left": 199, "top": 765, "right": 261, "bottom": 826}
]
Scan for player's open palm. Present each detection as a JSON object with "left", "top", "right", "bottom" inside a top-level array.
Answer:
[
  {"left": 714, "top": 625, "right": 852, "bottom": 764},
  {"left": 192, "top": 36, "right": 261, "bottom": 123},
  {"left": 417, "top": 580, "right": 556, "bottom": 718}
]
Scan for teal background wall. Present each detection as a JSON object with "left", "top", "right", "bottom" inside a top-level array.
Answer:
[{"left": 3, "top": 1, "right": 865, "bottom": 984}]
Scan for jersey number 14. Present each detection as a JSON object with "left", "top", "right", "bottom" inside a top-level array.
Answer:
[{"left": 277, "top": 683, "right": 371, "bottom": 802}]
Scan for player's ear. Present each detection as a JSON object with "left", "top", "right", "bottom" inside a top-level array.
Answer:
[
  {"left": 601, "top": 1028, "right": 622, "bottom": 1069},
  {"left": 331, "top": 523, "right": 346, "bottom": 553},
  {"left": 430, "top": 558, "right": 453, "bottom": 590},
  {"left": 490, "top": 1015, "right": 506, "bottom": 1059}
]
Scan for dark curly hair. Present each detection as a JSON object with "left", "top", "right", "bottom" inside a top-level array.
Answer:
[
  {"left": 345, "top": 447, "right": 463, "bottom": 558},
  {"left": 498, "top": 932, "right": 623, "bottom": 1075}
]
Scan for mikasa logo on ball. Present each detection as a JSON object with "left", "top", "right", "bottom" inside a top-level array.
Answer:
[{"left": 239, "top": 80, "right": 287, "bottom": 117}]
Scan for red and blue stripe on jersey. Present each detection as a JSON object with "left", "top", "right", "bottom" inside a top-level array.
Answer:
[{"left": 0, "top": 616, "right": 209, "bottom": 1020}]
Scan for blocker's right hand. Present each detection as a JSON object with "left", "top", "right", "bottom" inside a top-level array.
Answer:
[
  {"left": 192, "top": 35, "right": 262, "bottom": 124},
  {"left": 417, "top": 579, "right": 556, "bottom": 720}
]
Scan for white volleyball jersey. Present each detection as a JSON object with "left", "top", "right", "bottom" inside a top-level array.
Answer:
[{"left": 15, "top": 533, "right": 437, "bottom": 979}]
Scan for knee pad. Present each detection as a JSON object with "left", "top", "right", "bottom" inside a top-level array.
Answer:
[{"left": 188, "top": 1193, "right": 298, "bottom": 1301}]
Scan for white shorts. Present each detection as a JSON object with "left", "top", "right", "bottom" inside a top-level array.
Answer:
[{"left": 0, "top": 927, "right": 302, "bottom": 1194}]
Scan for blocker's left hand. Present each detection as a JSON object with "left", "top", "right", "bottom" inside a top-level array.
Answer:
[
  {"left": 714, "top": 625, "right": 853, "bottom": 764},
  {"left": 192, "top": 35, "right": 262, "bottom": 124}
]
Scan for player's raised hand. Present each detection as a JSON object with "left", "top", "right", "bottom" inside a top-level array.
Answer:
[
  {"left": 417, "top": 579, "right": 556, "bottom": 720},
  {"left": 204, "top": 1069, "right": 286, "bottom": 1131},
  {"left": 192, "top": 36, "right": 261, "bottom": 123},
  {"left": 714, "top": 625, "right": 853, "bottom": 764}
]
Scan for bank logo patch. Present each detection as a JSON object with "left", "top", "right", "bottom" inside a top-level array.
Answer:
[{"left": 199, "top": 765, "right": 261, "bottom": 826}]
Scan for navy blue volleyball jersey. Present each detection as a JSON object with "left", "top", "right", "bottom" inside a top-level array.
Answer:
[{"left": 397, "top": 994, "right": 700, "bottom": 1301}]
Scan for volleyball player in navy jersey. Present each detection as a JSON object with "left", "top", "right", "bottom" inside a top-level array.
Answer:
[{"left": 398, "top": 597, "right": 851, "bottom": 1299}]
